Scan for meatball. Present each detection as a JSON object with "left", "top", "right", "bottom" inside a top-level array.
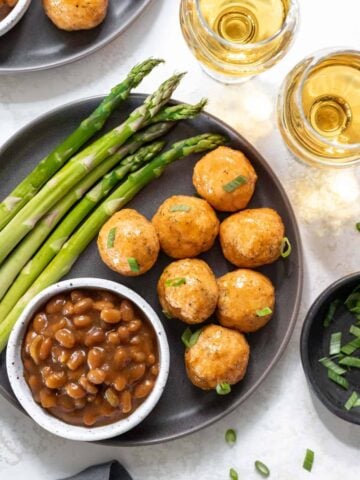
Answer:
[
  {"left": 185, "top": 325, "right": 250, "bottom": 390},
  {"left": 43, "top": 0, "right": 108, "bottom": 31},
  {"left": 157, "top": 259, "right": 218, "bottom": 324},
  {"left": 152, "top": 195, "right": 219, "bottom": 259},
  {"left": 217, "top": 269, "right": 275, "bottom": 333},
  {"left": 193, "top": 146, "right": 257, "bottom": 212},
  {"left": 220, "top": 208, "right": 285, "bottom": 268},
  {"left": 97, "top": 209, "right": 160, "bottom": 277}
]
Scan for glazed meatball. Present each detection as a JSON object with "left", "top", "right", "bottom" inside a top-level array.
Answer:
[
  {"left": 217, "top": 269, "right": 275, "bottom": 333},
  {"left": 152, "top": 196, "right": 219, "bottom": 259},
  {"left": 43, "top": 0, "right": 108, "bottom": 31},
  {"left": 193, "top": 146, "right": 258, "bottom": 212},
  {"left": 97, "top": 209, "right": 160, "bottom": 277},
  {"left": 220, "top": 208, "right": 285, "bottom": 268},
  {"left": 185, "top": 325, "right": 250, "bottom": 390},
  {"left": 157, "top": 259, "right": 218, "bottom": 324}
]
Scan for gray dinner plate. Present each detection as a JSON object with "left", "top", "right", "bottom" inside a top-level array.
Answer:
[
  {"left": 0, "top": 94, "right": 303, "bottom": 445},
  {"left": 0, "top": 0, "right": 152, "bottom": 73}
]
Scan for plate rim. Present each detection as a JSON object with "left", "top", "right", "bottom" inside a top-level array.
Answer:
[
  {"left": 0, "top": 0, "right": 154, "bottom": 74},
  {"left": 0, "top": 93, "right": 304, "bottom": 445}
]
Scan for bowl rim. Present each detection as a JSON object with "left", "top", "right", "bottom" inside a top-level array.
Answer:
[
  {"left": 6, "top": 277, "right": 170, "bottom": 441},
  {"left": 0, "top": 0, "right": 31, "bottom": 36},
  {"left": 300, "top": 271, "right": 360, "bottom": 425}
]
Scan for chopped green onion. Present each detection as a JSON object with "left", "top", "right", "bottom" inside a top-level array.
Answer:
[
  {"left": 127, "top": 257, "right": 140, "bottom": 273},
  {"left": 339, "top": 356, "right": 360, "bottom": 368},
  {"left": 344, "top": 391, "right": 359, "bottom": 411},
  {"left": 280, "top": 237, "right": 292, "bottom": 258},
  {"left": 303, "top": 449, "right": 315, "bottom": 472},
  {"left": 216, "top": 383, "right": 231, "bottom": 395},
  {"left": 345, "top": 291, "right": 360, "bottom": 312},
  {"left": 162, "top": 310, "right": 173, "bottom": 320},
  {"left": 329, "top": 332, "right": 342, "bottom": 355},
  {"left": 229, "top": 468, "right": 238, "bottom": 480},
  {"left": 328, "top": 369, "right": 349, "bottom": 389},
  {"left": 356, "top": 222, "right": 360, "bottom": 232},
  {"left": 181, "top": 328, "right": 202, "bottom": 348},
  {"left": 255, "top": 460, "right": 270, "bottom": 477},
  {"left": 225, "top": 429, "right": 237, "bottom": 445},
  {"left": 223, "top": 175, "right": 248, "bottom": 193},
  {"left": 354, "top": 397, "right": 360, "bottom": 408},
  {"left": 323, "top": 299, "right": 340, "bottom": 328},
  {"left": 165, "top": 277, "right": 186, "bottom": 287},
  {"left": 256, "top": 307, "right": 272, "bottom": 317},
  {"left": 169, "top": 204, "right": 191, "bottom": 212},
  {"left": 319, "top": 357, "right": 346, "bottom": 375},
  {"left": 349, "top": 324, "right": 360, "bottom": 337},
  {"left": 341, "top": 337, "right": 360, "bottom": 355},
  {"left": 107, "top": 227, "right": 116, "bottom": 248}
]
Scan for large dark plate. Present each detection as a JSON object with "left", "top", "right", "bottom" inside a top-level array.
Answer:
[
  {"left": 0, "top": 94, "right": 303, "bottom": 445},
  {"left": 0, "top": 0, "right": 152, "bottom": 73}
]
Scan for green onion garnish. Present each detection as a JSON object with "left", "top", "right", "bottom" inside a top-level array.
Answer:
[
  {"left": 225, "top": 429, "right": 237, "bottom": 445},
  {"left": 329, "top": 332, "right": 342, "bottom": 355},
  {"left": 355, "top": 397, "right": 360, "bottom": 408},
  {"left": 341, "top": 337, "right": 360, "bottom": 355},
  {"left": 319, "top": 357, "right": 346, "bottom": 375},
  {"left": 280, "top": 237, "right": 292, "bottom": 258},
  {"left": 323, "top": 299, "right": 340, "bottom": 328},
  {"left": 345, "top": 290, "right": 360, "bottom": 313},
  {"left": 165, "top": 277, "right": 186, "bottom": 287},
  {"left": 223, "top": 175, "right": 248, "bottom": 193},
  {"left": 162, "top": 310, "right": 173, "bottom": 320},
  {"left": 302, "top": 449, "right": 315, "bottom": 472},
  {"left": 344, "top": 391, "right": 359, "bottom": 411},
  {"left": 349, "top": 324, "right": 360, "bottom": 337},
  {"left": 127, "top": 257, "right": 140, "bottom": 273},
  {"left": 229, "top": 468, "right": 238, "bottom": 480},
  {"left": 328, "top": 369, "right": 349, "bottom": 389},
  {"left": 169, "top": 205, "right": 191, "bottom": 212},
  {"left": 181, "top": 328, "right": 202, "bottom": 348},
  {"left": 254, "top": 460, "right": 270, "bottom": 477},
  {"left": 356, "top": 222, "right": 360, "bottom": 232},
  {"left": 107, "top": 227, "right": 116, "bottom": 248},
  {"left": 256, "top": 307, "right": 272, "bottom": 317},
  {"left": 216, "top": 383, "right": 231, "bottom": 395},
  {"left": 339, "top": 356, "right": 360, "bottom": 368}
]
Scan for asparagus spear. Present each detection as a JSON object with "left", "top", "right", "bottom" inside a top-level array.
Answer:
[
  {"left": 0, "top": 73, "right": 185, "bottom": 264},
  {"left": 0, "top": 59, "right": 162, "bottom": 232},
  {"left": 0, "top": 133, "right": 226, "bottom": 351},
  {"left": 0, "top": 136, "right": 167, "bottom": 301}
]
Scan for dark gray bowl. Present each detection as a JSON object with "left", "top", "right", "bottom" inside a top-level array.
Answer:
[
  {"left": 0, "top": 94, "right": 303, "bottom": 445},
  {"left": 301, "top": 272, "right": 360, "bottom": 425}
]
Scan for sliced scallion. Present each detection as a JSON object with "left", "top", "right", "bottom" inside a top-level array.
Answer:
[
  {"left": 303, "top": 449, "right": 315, "bottom": 472},
  {"left": 328, "top": 369, "right": 349, "bottom": 390},
  {"left": 323, "top": 299, "right": 340, "bottom": 328},
  {"left": 356, "top": 222, "right": 360, "bottom": 232},
  {"left": 107, "top": 227, "right": 116, "bottom": 248},
  {"left": 344, "top": 391, "right": 359, "bottom": 411},
  {"left": 339, "top": 356, "right": 360, "bottom": 368},
  {"left": 229, "top": 468, "right": 238, "bottom": 480},
  {"left": 256, "top": 307, "right": 272, "bottom": 317},
  {"left": 162, "top": 310, "right": 173, "bottom": 320},
  {"left": 181, "top": 328, "right": 202, "bottom": 348},
  {"left": 216, "top": 382, "right": 231, "bottom": 395},
  {"left": 349, "top": 324, "right": 360, "bottom": 338},
  {"left": 329, "top": 332, "right": 342, "bottom": 355},
  {"left": 255, "top": 460, "right": 270, "bottom": 477},
  {"left": 345, "top": 290, "right": 360, "bottom": 313},
  {"left": 280, "top": 237, "right": 292, "bottom": 258},
  {"left": 127, "top": 257, "right": 140, "bottom": 273},
  {"left": 225, "top": 428, "right": 237, "bottom": 445},
  {"left": 341, "top": 337, "right": 360, "bottom": 355},
  {"left": 319, "top": 357, "right": 346, "bottom": 375},
  {"left": 223, "top": 175, "right": 247, "bottom": 193},
  {"left": 165, "top": 277, "right": 186, "bottom": 287},
  {"left": 169, "top": 204, "right": 191, "bottom": 212}
]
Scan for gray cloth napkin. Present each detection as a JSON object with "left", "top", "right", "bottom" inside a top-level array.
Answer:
[{"left": 59, "top": 461, "right": 132, "bottom": 480}]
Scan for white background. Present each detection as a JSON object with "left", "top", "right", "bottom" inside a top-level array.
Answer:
[{"left": 0, "top": 1, "right": 359, "bottom": 478}]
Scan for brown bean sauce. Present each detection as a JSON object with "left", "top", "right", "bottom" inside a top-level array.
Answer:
[{"left": 22, "top": 289, "right": 159, "bottom": 428}]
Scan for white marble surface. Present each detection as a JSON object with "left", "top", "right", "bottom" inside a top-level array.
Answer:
[{"left": 0, "top": 1, "right": 360, "bottom": 478}]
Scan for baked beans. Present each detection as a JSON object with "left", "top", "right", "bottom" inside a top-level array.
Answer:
[{"left": 22, "top": 289, "right": 159, "bottom": 427}]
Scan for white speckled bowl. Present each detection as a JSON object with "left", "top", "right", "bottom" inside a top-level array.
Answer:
[
  {"left": 6, "top": 278, "right": 170, "bottom": 442},
  {"left": 0, "top": 0, "right": 31, "bottom": 37}
]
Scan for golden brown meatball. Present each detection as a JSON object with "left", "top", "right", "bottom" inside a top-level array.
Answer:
[
  {"left": 220, "top": 208, "right": 285, "bottom": 268},
  {"left": 217, "top": 269, "right": 275, "bottom": 333},
  {"left": 193, "top": 146, "right": 258, "bottom": 212},
  {"left": 97, "top": 209, "right": 160, "bottom": 277},
  {"left": 185, "top": 325, "right": 250, "bottom": 390},
  {"left": 152, "top": 195, "right": 219, "bottom": 259},
  {"left": 157, "top": 259, "right": 218, "bottom": 324},
  {"left": 43, "top": 0, "right": 108, "bottom": 31}
]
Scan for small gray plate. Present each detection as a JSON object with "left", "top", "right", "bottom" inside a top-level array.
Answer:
[
  {"left": 0, "top": 0, "right": 153, "bottom": 73},
  {"left": 0, "top": 94, "right": 303, "bottom": 445}
]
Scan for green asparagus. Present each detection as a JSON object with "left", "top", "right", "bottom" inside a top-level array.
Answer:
[
  {"left": 0, "top": 73, "right": 185, "bottom": 264},
  {"left": 0, "top": 58, "right": 162, "bottom": 232},
  {"left": 0, "top": 133, "right": 226, "bottom": 351}
]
